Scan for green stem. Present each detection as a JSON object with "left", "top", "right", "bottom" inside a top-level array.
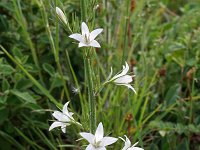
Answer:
[
  {"left": 38, "top": 1, "right": 70, "bottom": 101},
  {"left": 121, "top": 0, "right": 131, "bottom": 65},
  {"left": 65, "top": 50, "right": 83, "bottom": 102},
  {"left": 84, "top": 54, "right": 96, "bottom": 133},
  {"left": 13, "top": 0, "right": 44, "bottom": 85},
  {"left": 0, "top": 45, "right": 61, "bottom": 109},
  {"left": 80, "top": 0, "right": 87, "bottom": 21}
]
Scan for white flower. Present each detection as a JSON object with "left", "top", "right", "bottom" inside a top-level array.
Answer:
[
  {"left": 72, "top": 86, "right": 80, "bottom": 94},
  {"left": 80, "top": 122, "right": 118, "bottom": 150},
  {"left": 69, "top": 22, "right": 103, "bottom": 48},
  {"left": 107, "top": 62, "right": 136, "bottom": 93},
  {"left": 56, "top": 7, "right": 67, "bottom": 25},
  {"left": 49, "top": 101, "right": 80, "bottom": 133},
  {"left": 119, "top": 135, "right": 144, "bottom": 150}
]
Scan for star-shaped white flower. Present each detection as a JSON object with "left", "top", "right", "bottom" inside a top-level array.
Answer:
[
  {"left": 69, "top": 22, "right": 103, "bottom": 48},
  {"left": 119, "top": 135, "right": 144, "bottom": 150},
  {"left": 49, "top": 101, "right": 81, "bottom": 133},
  {"left": 107, "top": 62, "right": 136, "bottom": 93},
  {"left": 80, "top": 122, "right": 118, "bottom": 150}
]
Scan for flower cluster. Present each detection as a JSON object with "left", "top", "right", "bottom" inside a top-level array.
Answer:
[
  {"left": 49, "top": 102, "right": 143, "bottom": 150},
  {"left": 49, "top": 7, "right": 143, "bottom": 150}
]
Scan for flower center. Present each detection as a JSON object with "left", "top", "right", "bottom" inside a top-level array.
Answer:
[
  {"left": 93, "top": 138, "right": 101, "bottom": 148},
  {"left": 84, "top": 34, "right": 90, "bottom": 44}
]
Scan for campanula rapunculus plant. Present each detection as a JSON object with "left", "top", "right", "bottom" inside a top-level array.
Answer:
[
  {"left": 119, "top": 135, "right": 143, "bottom": 150},
  {"left": 69, "top": 22, "right": 103, "bottom": 48},
  {"left": 106, "top": 62, "right": 136, "bottom": 93},
  {"left": 80, "top": 122, "right": 118, "bottom": 150},
  {"left": 49, "top": 101, "right": 81, "bottom": 133}
]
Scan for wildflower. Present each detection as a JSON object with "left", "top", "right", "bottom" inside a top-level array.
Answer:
[
  {"left": 119, "top": 135, "right": 143, "bottom": 150},
  {"left": 80, "top": 122, "right": 118, "bottom": 149},
  {"left": 106, "top": 62, "right": 136, "bottom": 93},
  {"left": 49, "top": 101, "right": 81, "bottom": 133},
  {"left": 69, "top": 22, "right": 103, "bottom": 48},
  {"left": 56, "top": 7, "right": 67, "bottom": 25},
  {"left": 72, "top": 86, "right": 80, "bottom": 94}
]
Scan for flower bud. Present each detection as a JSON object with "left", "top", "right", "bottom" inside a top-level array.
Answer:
[{"left": 56, "top": 7, "right": 67, "bottom": 24}]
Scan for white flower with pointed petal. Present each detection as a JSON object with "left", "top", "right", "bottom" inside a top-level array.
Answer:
[
  {"left": 80, "top": 122, "right": 118, "bottom": 150},
  {"left": 69, "top": 22, "right": 103, "bottom": 48},
  {"left": 49, "top": 101, "right": 81, "bottom": 133},
  {"left": 107, "top": 62, "right": 136, "bottom": 93},
  {"left": 119, "top": 135, "right": 144, "bottom": 150}
]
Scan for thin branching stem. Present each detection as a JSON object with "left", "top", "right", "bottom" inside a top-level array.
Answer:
[{"left": 38, "top": 1, "right": 70, "bottom": 101}]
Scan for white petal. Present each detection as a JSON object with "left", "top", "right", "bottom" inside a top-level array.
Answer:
[
  {"left": 52, "top": 111, "right": 70, "bottom": 122},
  {"left": 120, "top": 137, "right": 130, "bottom": 150},
  {"left": 79, "top": 42, "right": 88, "bottom": 47},
  {"left": 69, "top": 33, "right": 84, "bottom": 43},
  {"left": 80, "top": 132, "right": 95, "bottom": 144},
  {"left": 81, "top": 22, "right": 90, "bottom": 36},
  {"left": 128, "top": 147, "right": 144, "bottom": 150},
  {"left": 69, "top": 112, "right": 74, "bottom": 117},
  {"left": 123, "top": 145, "right": 130, "bottom": 150},
  {"left": 62, "top": 101, "right": 70, "bottom": 114},
  {"left": 90, "top": 28, "right": 103, "bottom": 41},
  {"left": 97, "top": 147, "right": 106, "bottom": 150},
  {"left": 61, "top": 124, "right": 67, "bottom": 133},
  {"left": 111, "top": 62, "right": 129, "bottom": 80},
  {"left": 119, "top": 136, "right": 126, "bottom": 142},
  {"left": 117, "top": 84, "right": 136, "bottom": 94},
  {"left": 52, "top": 111, "right": 63, "bottom": 120},
  {"left": 49, "top": 121, "right": 64, "bottom": 131},
  {"left": 86, "top": 144, "right": 96, "bottom": 150},
  {"left": 95, "top": 122, "right": 104, "bottom": 142},
  {"left": 89, "top": 40, "right": 101, "bottom": 48},
  {"left": 122, "top": 135, "right": 131, "bottom": 150},
  {"left": 100, "top": 137, "right": 118, "bottom": 146},
  {"left": 114, "top": 75, "right": 132, "bottom": 84},
  {"left": 62, "top": 102, "right": 75, "bottom": 121}
]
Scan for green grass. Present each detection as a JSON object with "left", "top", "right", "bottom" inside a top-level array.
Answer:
[{"left": 0, "top": 0, "right": 200, "bottom": 149}]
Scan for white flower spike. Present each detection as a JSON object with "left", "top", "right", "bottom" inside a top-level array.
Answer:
[
  {"left": 119, "top": 135, "right": 144, "bottom": 150},
  {"left": 49, "top": 101, "right": 81, "bottom": 133},
  {"left": 80, "top": 122, "right": 118, "bottom": 150},
  {"left": 69, "top": 22, "right": 103, "bottom": 48},
  {"left": 108, "top": 62, "right": 136, "bottom": 93}
]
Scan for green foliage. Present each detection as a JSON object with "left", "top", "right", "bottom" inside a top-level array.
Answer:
[{"left": 0, "top": 0, "right": 200, "bottom": 149}]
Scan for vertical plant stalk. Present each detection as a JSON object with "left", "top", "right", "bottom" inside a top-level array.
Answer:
[
  {"left": 122, "top": 0, "right": 131, "bottom": 65},
  {"left": 80, "top": 0, "right": 87, "bottom": 21},
  {"left": 80, "top": 0, "right": 96, "bottom": 132},
  {"left": 105, "top": 0, "right": 109, "bottom": 64},
  {"left": 38, "top": 1, "right": 70, "bottom": 101},
  {"left": 13, "top": 0, "right": 44, "bottom": 84},
  {"left": 189, "top": 70, "right": 196, "bottom": 124},
  {"left": 65, "top": 50, "right": 83, "bottom": 102},
  {"left": 84, "top": 53, "right": 96, "bottom": 133}
]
